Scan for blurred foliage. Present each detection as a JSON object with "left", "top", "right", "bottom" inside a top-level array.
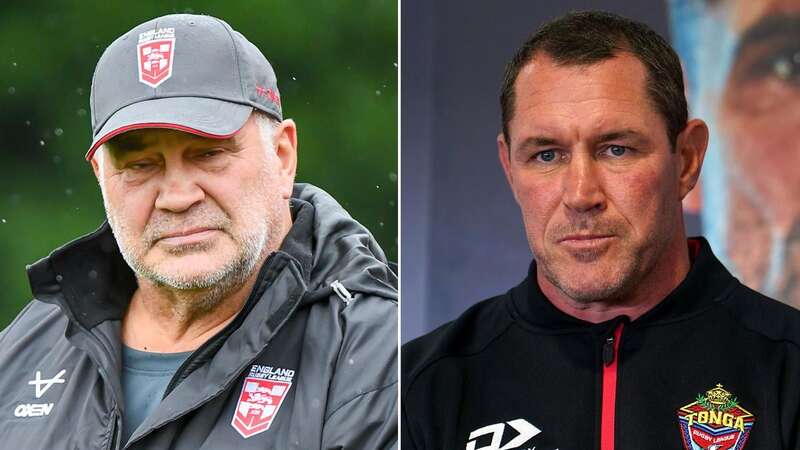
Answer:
[{"left": 0, "top": 0, "right": 397, "bottom": 328}]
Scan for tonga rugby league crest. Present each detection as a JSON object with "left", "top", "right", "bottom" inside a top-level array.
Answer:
[
  {"left": 137, "top": 27, "right": 176, "bottom": 88},
  {"left": 231, "top": 365, "right": 295, "bottom": 438},
  {"left": 677, "top": 384, "right": 755, "bottom": 450}
]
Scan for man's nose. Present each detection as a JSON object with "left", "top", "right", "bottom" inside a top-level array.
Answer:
[
  {"left": 154, "top": 165, "right": 205, "bottom": 213},
  {"left": 562, "top": 155, "right": 606, "bottom": 213}
]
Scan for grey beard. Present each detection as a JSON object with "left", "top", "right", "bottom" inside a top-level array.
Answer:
[
  {"left": 136, "top": 237, "right": 264, "bottom": 307},
  {"left": 106, "top": 205, "right": 270, "bottom": 315},
  {"left": 135, "top": 233, "right": 264, "bottom": 290},
  {"left": 126, "top": 230, "right": 265, "bottom": 309}
]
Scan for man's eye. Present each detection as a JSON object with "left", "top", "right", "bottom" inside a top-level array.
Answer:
[
  {"left": 770, "top": 49, "right": 800, "bottom": 82},
  {"left": 126, "top": 161, "right": 155, "bottom": 170},
  {"left": 196, "top": 149, "right": 224, "bottom": 160},
  {"left": 534, "top": 150, "right": 558, "bottom": 163},
  {"left": 604, "top": 145, "right": 629, "bottom": 157},
  {"left": 741, "top": 45, "right": 800, "bottom": 85}
]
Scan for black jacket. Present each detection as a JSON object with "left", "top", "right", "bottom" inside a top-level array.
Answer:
[
  {"left": 402, "top": 238, "right": 800, "bottom": 450},
  {"left": 0, "top": 184, "right": 397, "bottom": 449}
]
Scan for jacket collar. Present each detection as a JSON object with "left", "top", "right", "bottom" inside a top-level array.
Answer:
[
  {"left": 509, "top": 237, "right": 740, "bottom": 332},
  {"left": 27, "top": 222, "right": 135, "bottom": 329}
]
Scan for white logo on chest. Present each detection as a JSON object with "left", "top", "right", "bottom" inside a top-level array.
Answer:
[
  {"left": 14, "top": 369, "right": 67, "bottom": 418},
  {"left": 466, "top": 419, "right": 543, "bottom": 450}
]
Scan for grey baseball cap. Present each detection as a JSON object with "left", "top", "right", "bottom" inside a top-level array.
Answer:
[{"left": 86, "top": 14, "right": 283, "bottom": 160}]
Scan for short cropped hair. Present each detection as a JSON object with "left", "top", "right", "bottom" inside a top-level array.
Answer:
[{"left": 500, "top": 11, "right": 687, "bottom": 148}]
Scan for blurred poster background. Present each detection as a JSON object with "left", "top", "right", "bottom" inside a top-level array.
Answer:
[
  {"left": 0, "top": 1, "right": 397, "bottom": 328},
  {"left": 402, "top": 0, "right": 800, "bottom": 341},
  {"left": 670, "top": 0, "right": 800, "bottom": 313}
]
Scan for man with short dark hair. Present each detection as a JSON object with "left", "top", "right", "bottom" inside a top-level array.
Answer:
[
  {"left": 0, "top": 14, "right": 397, "bottom": 449},
  {"left": 402, "top": 11, "right": 800, "bottom": 450}
]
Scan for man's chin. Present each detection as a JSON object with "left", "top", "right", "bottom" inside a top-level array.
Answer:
[
  {"left": 543, "top": 261, "right": 631, "bottom": 304},
  {"left": 145, "top": 270, "right": 228, "bottom": 290},
  {"left": 556, "top": 280, "right": 626, "bottom": 304},
  {"left": 138, "top": 255, "right": 243, "bottom": 289}
]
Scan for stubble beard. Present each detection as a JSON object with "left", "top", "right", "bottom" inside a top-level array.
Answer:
[
  {"left": 105, "top": 197, "right": 279, "bottom": 316},
  {"left": 534, "top": 217, "right": 662, "bottom": 306},
  {"left": 538, "top": 243, "right": 642, "bottom": 305}
]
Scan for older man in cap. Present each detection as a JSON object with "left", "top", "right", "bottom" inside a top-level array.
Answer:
[{"left": 0, "top": 14, "right": 396, "bottom": 450}]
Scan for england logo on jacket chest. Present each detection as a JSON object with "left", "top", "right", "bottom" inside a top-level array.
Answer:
[
  {"left": 231, "top": 365, "right": 295, "bottom": 438},
  {"left": 677, "top": 384, "right": 755, "bottom": 450}
]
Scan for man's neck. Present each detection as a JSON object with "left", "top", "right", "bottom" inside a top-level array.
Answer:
[
  {"left": 539, "top": 237, "right": 691, "bottom": 324},
  {"left": 121, "top": 261, "right": 264, "bottom": 353}
]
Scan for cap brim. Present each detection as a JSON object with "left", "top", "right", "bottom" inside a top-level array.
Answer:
[{"left": 86, "top": 97, "right": 254, "bottom": 160}]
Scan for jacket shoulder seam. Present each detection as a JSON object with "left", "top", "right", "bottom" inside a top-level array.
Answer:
[
  {"left": 726, "top": 312, "right": 800, "bottom": 352},
  {"left": 324, "top": 380, "right": 397, "bottom": 421},
  {"left": 0, "top": 300, "right": 49, "bottom": 348},
  {"left": 724, "top": 287, "right": 800, "bottom": 352}
]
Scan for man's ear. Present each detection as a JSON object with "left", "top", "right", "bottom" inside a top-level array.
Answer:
[
  {"left": 273, "top": 119, "right": 298, "bottom": 199},
  {"left": 675, "top": 118, "right": 709, "bottom": 200},
  {"left": 90, "top": 149, "right": 103, "bottom": 181},
  {"left": 497, "top": 132, "right": 519, "bottom": 203},
  {"left": 682, "top": 178, "right": 702, "bottom": 214}
]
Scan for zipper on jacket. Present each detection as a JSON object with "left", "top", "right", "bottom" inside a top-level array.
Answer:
[
  {"left": 107, "top": 412, "right": 121, "bottom": 450},
  {"left": 331, "top": 280, "right": 354, "bottom": 305},
  {"left": 600, "top": 322, "right": 624, "bottom": 450}
]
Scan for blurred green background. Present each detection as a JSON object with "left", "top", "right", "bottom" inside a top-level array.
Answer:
[{"left": 0, "top": 1, "right": 397, "bottom": 328}]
